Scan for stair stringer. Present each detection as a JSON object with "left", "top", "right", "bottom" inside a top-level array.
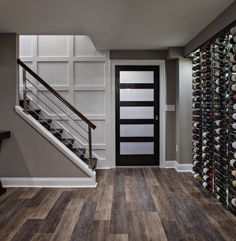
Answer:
[{"left": 15, "top": 106, "right": 96, "bottom": 185}]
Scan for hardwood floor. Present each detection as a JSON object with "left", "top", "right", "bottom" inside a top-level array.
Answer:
[{"left": 0, "top": 168, "right": 236, "bottom": 241}]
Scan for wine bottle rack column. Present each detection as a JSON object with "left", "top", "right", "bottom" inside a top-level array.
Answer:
[
  {"left": 228, "top": 27, "right": 236, "bottom": 214},
  {"left": 212, "top": 36, "right": 229, "bottom": 206},
  {"left": 192, "top": 50, "right": 202, "bottom": 182},
  {"left": 191, "top": 24, "right": 236, "bottom": 216},
  {"left": 201, "top": 44, "right": 214, "bottom": 193}
]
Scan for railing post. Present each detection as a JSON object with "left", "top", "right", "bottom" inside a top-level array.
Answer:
[
  {"left": 23, "top": 69, "right": 28, "bottom": 113},
  {"left": 88, "top": 126, "right": 92, "bottom": 169}
]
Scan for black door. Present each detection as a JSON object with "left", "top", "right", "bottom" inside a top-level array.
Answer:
[{"left": 115, "top": 66, "right": 159, "bottom": 166}]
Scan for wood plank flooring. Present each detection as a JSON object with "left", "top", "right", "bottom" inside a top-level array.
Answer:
[{"left": 0, "top": 168, "right": 236, "bottom": 241}]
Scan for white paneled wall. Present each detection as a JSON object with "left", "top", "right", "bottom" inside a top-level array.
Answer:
[{"left": 19, "top": 35, "right": 110, "bottom": 168}]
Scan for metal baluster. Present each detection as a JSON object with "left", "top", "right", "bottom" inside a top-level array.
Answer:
[
  {"left": 88, "top": 126, "right": 92, "bottom": 169},
  {"left": 23, "top": 69, "right": 28, "bottom": 113}
]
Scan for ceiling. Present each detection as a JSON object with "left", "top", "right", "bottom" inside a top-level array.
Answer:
[{"left": 0, "top": 0, "right": 234, "bottom": 50}]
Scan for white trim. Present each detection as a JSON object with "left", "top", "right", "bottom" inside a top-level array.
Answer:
[
  {"left": 1, "top": 177, "right": 97, "bottom": 188},
  {"left": 110, "top": 60, "right": 166, "bottom": 168},
  {"left": 165, "top": 160, "right": 193, "bottom": 172},
  {"left": 15, "top": 105, "right": 96, "bottom": 183}
]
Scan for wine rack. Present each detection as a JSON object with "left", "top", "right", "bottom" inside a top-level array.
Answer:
[{"left": 192, "top": 23, "right": 236, "bottom": 215}]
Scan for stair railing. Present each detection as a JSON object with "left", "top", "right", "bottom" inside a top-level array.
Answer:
[{"left": 17, "top": 58, "right": 96, "bottom": 170}]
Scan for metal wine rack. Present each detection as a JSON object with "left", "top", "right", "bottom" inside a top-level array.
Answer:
[{"left": 192, "top": 23, "right": 236, "bottom": 216}]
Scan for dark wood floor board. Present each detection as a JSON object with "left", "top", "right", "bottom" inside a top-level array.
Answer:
[
  {"left": 0, "top": 198, "right": 26, "bottom": 229},
  {"left": 25, "top": 188, "right": 51, "bottom": 208},
  {"left": 145, "top": 212, "right": 168, "bottom": 241},
  {"left": 90, "top": 220, "right": 110, "bottom": 241},
  {"left": 149, "top": 184, "right": 176, "bottom": 220},
  {"left": 94, "top": 185, "right": 113, "bottom": 220},
  {"left": 0, "top": 208, "right": 32, "bottom": 241},
  {"left": 39, "top": 191, "right": 73, "bottom": 233},
  {"left": 30, "top": 189, "right": 63, "bottom": 219},
  {"left": 0, "top": 168, "right": 235, "bottom": 241},
  {"left": 110, "top": 169, "right": 128, "bottom": 234},
  {"left": 127, "top": 211, "right": 149, "bottom": 241},
  {"left": 31, "top": 233, "right": 52, "bottom": 241},
  {"left": 133, "top": 168, "right": 157, "bottom": 212},
  {"left": 49, "top": 197, "right": 84, "bottom": 241},
  {"left": 106, "top": 234, "right": 129, "bottom": 241},
  {"left": 19, "top": 188, "right": 41, "bottom": 199},
  {"left": 124, "top": 176, "right": 142, "bottom": 212},
  {"left": 70, "top": 201, "right": 97, "bottom": 241},
  {"left": 11, "top": 219, "right": 42, "bottom": 241},
  {"left": 162, "top": 219, "right": 186, "bottom": 241}
]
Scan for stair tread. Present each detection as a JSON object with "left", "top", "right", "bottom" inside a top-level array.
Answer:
[
  {"left": 28, "top": 109, "right": 41, "bottom": 114},
  {"left": 49, "top": 128, "right": 63, "bottom": 135},
  {"left": 61, "top": 138, "right": 74, "bottom": 147},
  {"left": 71, "top": 148, "right": 86, "bottom": 158},
  {"left": 19, "top": 99, "right": 30, "bottom": 108},
  {"left": 84, "top": 157, "right": 97, "bottom": 170},
  {"left": 38, "top": 119, "right": 52, "bottom": 124}
]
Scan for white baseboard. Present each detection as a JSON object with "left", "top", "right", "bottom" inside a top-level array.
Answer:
[
  {"left": 165, "top": 160, "right": 192, "bottom": 172},
  {"left": 1, "top": 177, "right": 97, "bottom": 188}
]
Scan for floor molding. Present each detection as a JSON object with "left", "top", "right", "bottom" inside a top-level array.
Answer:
[
  {"left": 1, "top": 177, "right": 97, "bottom": 188},
  {"left": 165, "top": 160, "right": 193, "bottom": 172}
]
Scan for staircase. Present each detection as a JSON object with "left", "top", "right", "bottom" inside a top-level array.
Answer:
[{"left": 17, "top": 59, "right": 97, "bottom": 172}]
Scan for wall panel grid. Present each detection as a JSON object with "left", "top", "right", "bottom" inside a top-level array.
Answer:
[{"left": 19, "top": 35, "right": 109, "bottom": 163}]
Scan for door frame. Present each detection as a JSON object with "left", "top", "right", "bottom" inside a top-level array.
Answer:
[{"left": 109, "top": 60, "right": 166, "bottom": 168}]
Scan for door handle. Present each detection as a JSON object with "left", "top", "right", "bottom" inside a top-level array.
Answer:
[{"left": 155, "top": 115, "right": 158, "bottom": 121}]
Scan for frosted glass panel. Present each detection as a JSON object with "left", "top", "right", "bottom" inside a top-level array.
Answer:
[
  {"left": 120, "top": 89, "right": 153, "bottom": 101},
  {"left": 120, "top": 71, "right": 154, "bottom": 83},
  {"left": 120, "top": 107, "right": 154, "bottom": 119},
  {"left": 120, "top": 124, "right": 154, "bottom": 137},
  {"left": 120, "top": 142, "right": 154, "bottom": 154}
]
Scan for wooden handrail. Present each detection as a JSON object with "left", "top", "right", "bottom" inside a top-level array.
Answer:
[{"left": 17, "top": 58, "right": 96, "bottom": 129}]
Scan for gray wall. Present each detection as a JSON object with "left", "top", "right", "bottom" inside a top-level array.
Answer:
[
  {"left": 165, "top": 60, "right": 178, "bottom": 161},
  {"left": 176, "top": 59, "right": 192, "bottom": 164},
  {"left": 185, "top": 2, "right": 236, "bottom": 55},
  {"left": 0, "top": 33, "right": 87, "bottom": 178}
]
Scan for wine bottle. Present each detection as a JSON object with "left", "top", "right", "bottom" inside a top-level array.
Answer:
[
  {"left": 233, "top": 103, "right": 236, "bottom": 110},
  {"left": 215, "top": 37, "right": 225, "bottom": 45},
  {"left": 231, "top": 84, "right": 236, "bottom": 91},
  {"left": 230, "top": 54, "right": 236, "bottom": 64},
  {"left": 230, "top": 36, "right": 236, "bottom": 44},
  {"left": 193, "top": 90, "right": 201, "bottom": 96},
  {"left": 232, "top": 142, "right": 236, "bottom": 149},
  {"left": 193, "top": 110, "right": 201, "bottom": 115},
  {"left": 232, "top": 180, "right": 236, "bottom": 187},
  {"left": 230, "top": 65, "right": 236, "bottom": 72},
  {"left": 203, "top": 168, "right": 213, "bottom": 176},
  {"left": 215, "top": 145, "right": 224, "bottom": 153},
  {"left": 215, "top": 78, "right": 224, "bottom": 85},
  {"left": 193, "top": 172, "right": 202, "bottom": 181},
  {"left": 193, "top": 71, "right": 201, "bottom": 77},
  {"left": 193, "top": 59, "right": 201, "bottom": 65},
  {"left": 231, "top": 198, "right": 236, "bottom": 208},
  {"left": 202, "top": 182, "right": 212, "bottom": 192},
  {"left": 215, "top": 194, "right": 225, "bottom": 203},
  {"left": 230, "top": 159, "right": 236, "bottom": 168},
  {"left": 230, "top": 26, "right": 236, "bottom": 35},
  {"left": 202, "top": 146, "right": 210, "bottom": 152},
  {"left": 232, "top": 170, "right": 236, "bottom": 177},
  {"left": 193, "top": 65, "right": 201, "bottom": 71},
  {"left": 192, "top": 103, "right": 200, "bottom": 109},
  {"left": 193, "top": 97, "right": 201, "bottom": 102},
  {"left": 215, "top": 128, "right": 223, "bottom": 135},
  {"left": 232, "top": 113, "right": 236, "bottom": 120},
  {"left": 193, "top": 165, "right": 201, "bottom": 173},
  {"left": 232, "top": 75, "right": 236, "bottom": 82}
]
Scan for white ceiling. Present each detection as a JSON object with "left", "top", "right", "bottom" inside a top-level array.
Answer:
[{"left": 0, "top": 0, "right": 234, "bottom": 50}]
